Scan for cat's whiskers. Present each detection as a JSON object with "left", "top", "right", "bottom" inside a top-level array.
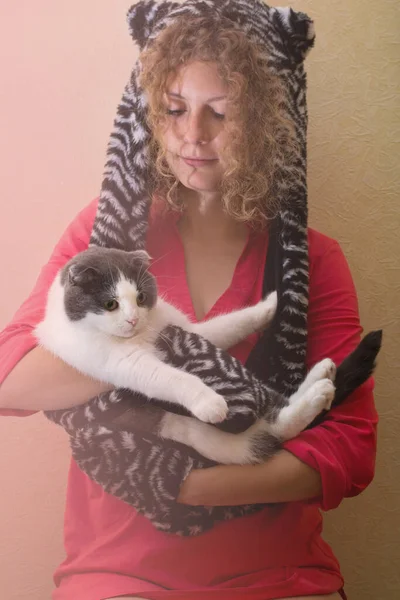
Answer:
[
  {"left": 145, "top": 249, "right": 174, "bottom": 269},
  {"left": 146, "top": 324, "right": 174, "bottom": 353},
  {"left": 135, "top": 259, "right": 147, "bottom": 292},
  {"left": 138, "top": 269, "right": 152, "bottom": 292},
  {"left": 135, "top": 249, "right": 174, "bottom": 288},
  {"left": 104, "top": 254, "right": 118, "bottom": 295}
]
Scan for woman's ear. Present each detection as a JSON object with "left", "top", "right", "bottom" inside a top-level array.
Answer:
[
  {"left": 271, "top": 7, "right": 315, "bottom": 63},
  {"left": 127, "top": 0, "right": 179, "bottom": 50}
]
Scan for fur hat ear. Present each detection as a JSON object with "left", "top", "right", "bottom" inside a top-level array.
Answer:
[
  {"left": 272, "top": 7, "right": 315, "bottom": 63},
  {"left": 127, "top": 0, "right": 178, "bottom": 50}
]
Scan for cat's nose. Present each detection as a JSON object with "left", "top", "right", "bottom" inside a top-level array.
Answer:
[{"left": 126, "top": 318, "right": 138, "bottom": 327}]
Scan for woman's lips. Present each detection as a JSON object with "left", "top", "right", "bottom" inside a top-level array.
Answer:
[{"left": 181, "top": 157, "right": 218, "bottom": 167}]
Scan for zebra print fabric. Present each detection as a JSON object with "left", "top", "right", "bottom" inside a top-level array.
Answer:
[
  {"left": 46, "top": 0, "right": 316, "bottom": 534},
  {"left": 46, "top": 324, "right": 283, "bottom": 535},
  {"left": 93, "top": 0, "right": 314, "bottom": 394}
]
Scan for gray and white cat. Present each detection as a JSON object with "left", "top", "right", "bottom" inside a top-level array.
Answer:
[{"left": 36, "top": 247, "right": 337, "bottom": 464}]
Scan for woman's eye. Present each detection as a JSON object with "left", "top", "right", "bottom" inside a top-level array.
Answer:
[
  {"left": 104, "top": 299, "right": 119, "bottom": 311},
  {"left": 136, "top": 292, "right": 147, "bottom": 306},
  {"left": 166, "top": 108, "right": 224, "bottom": 120},
  {"left": 166, "top": 109, "right": 185, "bottom": 116}
]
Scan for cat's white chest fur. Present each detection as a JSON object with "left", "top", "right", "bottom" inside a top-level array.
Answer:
[{"left": 36, "top": 266, "right": 277, "bottom": 424}]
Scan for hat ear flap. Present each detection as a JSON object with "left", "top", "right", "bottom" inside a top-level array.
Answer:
[
  {"left": 127, "top": 0, "right": 179, "bottom": 50},
  {"left": 272, "top": 7, "right": 315, "bottom": 63}
]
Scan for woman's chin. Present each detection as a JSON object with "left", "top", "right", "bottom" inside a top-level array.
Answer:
[
  {"left": 173, "top": 167, "right": 222, "bottom": 193},
  {"left": 180, "top": 176, "right": 221, "bottom": 194}
]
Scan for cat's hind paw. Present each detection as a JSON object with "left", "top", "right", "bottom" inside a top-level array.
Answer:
[
  {"left": 309, "top": 378, "right": 335, "bottom": 412},
  {"left": 304, "top": 358, "right": 336, "bottom": 389},
  {"left": 315, "top": 358, "right": 336, "bottom": 382}
]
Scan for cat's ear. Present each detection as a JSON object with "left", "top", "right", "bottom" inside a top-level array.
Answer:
[
  {"left": 68, "top": 264, "right": 100, "bottom": 286},
  {"left": 131, "top": 250, "right": 152, "bottom": 264}
]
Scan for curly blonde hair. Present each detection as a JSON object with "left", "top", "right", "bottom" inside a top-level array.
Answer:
[{"left": 139, "top": 15, "right": 299, "bottom": 228}]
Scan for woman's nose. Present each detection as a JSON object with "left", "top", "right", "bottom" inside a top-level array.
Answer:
[{"left": 182, "top": 113, "right": 209, "bottom": 145}]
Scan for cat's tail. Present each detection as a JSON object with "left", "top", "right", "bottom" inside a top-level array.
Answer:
[
  {"left": 307, "top": 330, "right": 382, "bottom": 430},
  {"left": 332, "top": 329, "right": 383, "bottom": 408}
]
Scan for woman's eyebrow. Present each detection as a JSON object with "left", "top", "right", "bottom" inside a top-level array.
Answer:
[{"left": 167, "top": 92, "right": 227, "bottom": 102}]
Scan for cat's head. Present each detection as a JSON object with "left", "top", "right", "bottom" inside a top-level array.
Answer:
[{"left": 60, "top": 247, "right": 157, "bottom": 338}]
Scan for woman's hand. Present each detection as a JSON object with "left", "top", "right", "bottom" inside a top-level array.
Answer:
[{"left": 177, "top": 450, "right": 322, "bottom": 506}]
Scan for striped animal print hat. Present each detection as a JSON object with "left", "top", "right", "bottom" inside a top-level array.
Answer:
[{"left": 91, "top": 0, "right": 315, "bottom": 395}]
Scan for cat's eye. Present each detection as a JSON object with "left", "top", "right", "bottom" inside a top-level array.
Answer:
[
  {"left": 136, "top": 292, "right": 147, "bottom": 306},
  {"left": 104, "top": 299, "right": 119, "bottom": 311}
]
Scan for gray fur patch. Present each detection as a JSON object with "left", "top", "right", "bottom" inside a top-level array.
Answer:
[{"left": 60, "top": 247, "right": 157, "bottom": 321}]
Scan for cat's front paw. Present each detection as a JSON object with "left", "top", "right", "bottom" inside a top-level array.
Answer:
[
  {"left": 255, "top": 291, "right": 278, "bottom": 331},
  {"left": 191, "top": 391, "right": 229, "bottom": 424}
]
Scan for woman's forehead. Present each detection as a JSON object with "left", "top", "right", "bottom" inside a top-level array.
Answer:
[{"left": 167, "top": 61, "right": 228, "bottom": 101}]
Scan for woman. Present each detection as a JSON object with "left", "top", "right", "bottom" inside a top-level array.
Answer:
[{"left": 0, "top": 5, "right": 377, "bottom": 600}]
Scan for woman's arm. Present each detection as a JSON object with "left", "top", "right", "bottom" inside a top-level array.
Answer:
[
  {"left": 178, "top": 235, "right": 378, "bottom": 508},
  {"left": 0, "top": 199, "right": 101, "bottom": 414},
  {"left": 178, "top": 449, "right": 321, "bottom": 505},
  {"left": 0, "top": 346, "right": 112, "bottom": 412}
]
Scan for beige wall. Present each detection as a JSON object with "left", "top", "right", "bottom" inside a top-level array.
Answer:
[{"left": 0, "top": 1, "right": 398, "bottom": 598}]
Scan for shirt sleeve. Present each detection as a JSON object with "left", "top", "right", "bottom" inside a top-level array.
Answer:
[
  {"left": 0, "top": 199, "right": 98, "bottom": 417},
  {"left": 283, "top": 235, "right": 378, "bottom": 511}
]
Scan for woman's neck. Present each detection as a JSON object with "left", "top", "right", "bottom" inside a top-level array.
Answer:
[{"left": 177, "top": 188, "right": 247, "bottom": 243}]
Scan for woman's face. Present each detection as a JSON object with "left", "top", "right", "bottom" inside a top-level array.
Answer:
[{"left": 159, "top": 61, "right": 229, "bottom": 194}]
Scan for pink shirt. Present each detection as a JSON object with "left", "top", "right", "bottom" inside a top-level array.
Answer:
[{"left": 0, "top": 199, "right": 377, "bottom": 600}]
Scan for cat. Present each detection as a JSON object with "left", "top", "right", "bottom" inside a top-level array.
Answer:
[
  {"left": 37, "top": 247, "right": 380, "bottom": 466},
  {"left": 36, "top": 247, "right": 279, "bottom": 424}
]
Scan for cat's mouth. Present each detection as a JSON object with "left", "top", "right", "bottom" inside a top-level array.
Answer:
[
  {"left": 116, "top": 329, "right": 138, "bottom": 339},
  {"left": 118, "top": 321, "right": 142, "bottom": 338}
]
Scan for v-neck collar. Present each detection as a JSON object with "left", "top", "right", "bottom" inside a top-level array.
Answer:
[{"left": 147, "top": 202, "right": 269, "bottom": 323}]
